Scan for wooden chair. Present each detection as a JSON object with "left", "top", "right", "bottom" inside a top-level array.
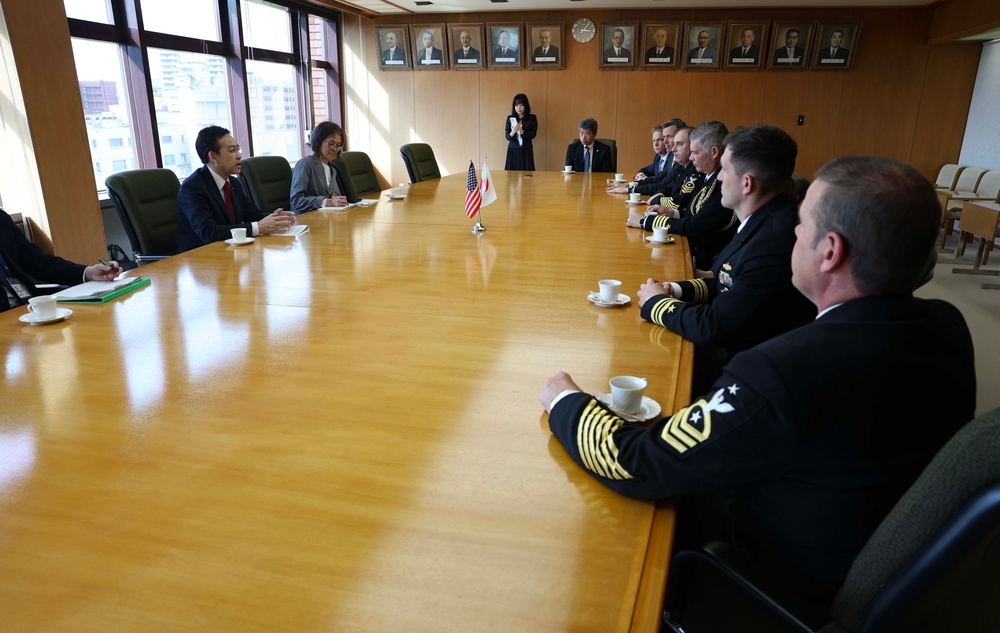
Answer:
[
  {"left": 941, "top": 168, "right": 992, "bottom": 249},
  {"left": 933, "top": 164, "right": 964, "bottom": 191}
]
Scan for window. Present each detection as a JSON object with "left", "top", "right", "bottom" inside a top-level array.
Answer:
[
  {"left": 91, "top": 140, "right": 97, "bottom": 149},
  {"left": 140, "top": 0, "right": 220, "bottom": 41},
  {"left": 164, "top": 155, "right": 176, "bottom": 166},
  {"left": 162, "top": 135, "right": 173, "bottom": 144},
  {"left": 110, "top": 138, "right": 123, "bottom": 147},
  {"left": 113, "top": 159, "right": 126, "bottom": 170},
  {"left": 242, "top": 0, "right": 292, "bottom": 53},
  {"left": 65, "top": 0, "right": 112, "bottom": 23}
]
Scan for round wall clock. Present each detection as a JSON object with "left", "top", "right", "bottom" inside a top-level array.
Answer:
[{"left": 572, "top": 18, "right": 596, "bottom": 44}]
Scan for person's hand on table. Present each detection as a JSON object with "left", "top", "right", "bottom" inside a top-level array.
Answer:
[
  {"left": 634, "top": 172, "right": 647, "bottom": 181},
  {"left": 258, "top": 209, "right": 295, "bottom": 234},
  {"left": 694, "top": 269, "right": 714, "bottom": 279},
  {"left": 626, "top": 208, "right": 647, "bottom": 228},
  {"left": 540, "top": 371, "right": 582, "bottom": 413},
  {"left": 638, "top": 278, "right": 673, "bottom": 307},
  {"left": 85, "top": 262, "right": 122, "bottom": 281},
  {"left": 647, "top": 204, "right": 677, "bottom": 217},
  {"left": 323, "top": 195, "right": 348, "bottom": 208},
  {"left": 647, "top": 193, "right": 664, "bottom": 205},
  {"left": 606, "top": 184, "right": 629, "bottom": 194}
]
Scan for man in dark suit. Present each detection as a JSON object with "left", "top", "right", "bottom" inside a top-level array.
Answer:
[
  {"left": 417, "top": 30, "right": 443, "bottom": 66},
  {"left": 817, "top": 29, "right": 850, "bottom": 65},
  {"left": 0, "top": 212, "right": 120, "bottom": 312},
  {"left": 452, "top": 30, "right": 481, "bottom": 65},
  {"left": 541, "top": 154, "right": 976, "bottom": 612},
  {"left": 627, "top": 124, "right": 696, "bottom": 200},
  {"left": 175, "top": 126, "right": 295, "bottom": 253},
  {"left": 564, "top": 118, "right": 612, "bottom": 173},
  {"left": 637, "top": 125, "right": 815, "bottom": 393},
  {"left": 644, "top": 28, "right": 675, "bottom": 64},
  {"left": 728, "top": 28, "right": 760, "bottom": 64},
  {"left": 772, "top": 28, "right": 806, "bottom": 66},
  {"left": 381, "top": 31, "right": 406, "bottom": 65},
  {"left": 687, "top": 30, "right": 718, "bottom": 64},
  {"left": 531, "top": 28, "right": 559, "bottom": 63},
  {"left": 493, "top": 30, "right": 518, "bottom": 63},
  {"left": 603, "top": 28, "right": 632, "bottom": 64}
]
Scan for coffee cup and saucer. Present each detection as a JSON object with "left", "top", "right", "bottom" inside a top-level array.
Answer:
[
  {"left": 588, "top": 279, "right": 631, "bottom": 307},
  {"left": 626, "top": 192, "right": 645, "bottom": 205},
  {"left": 645, "top": 226, "right": 675, "bottom": 245},
  {"left": 226, "top": 228, "right": 254, "bottom": 246},
  {"left": 596, "top": 376, "right": 662, "bottom": 421},
  {"left": 386, "top": 187, "right": 406, "bottom": 200},
  {"left": 19, "top": 296, "right": 72, "bottom": 325}
]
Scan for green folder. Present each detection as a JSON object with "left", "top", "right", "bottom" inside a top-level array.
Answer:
[{"left": 53, "top": 276, "right": 151, "bottom": 303}]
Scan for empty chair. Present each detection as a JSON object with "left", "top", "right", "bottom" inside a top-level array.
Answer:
[
  {"left": 596, "top": 137, "right": 617, "bottom": 173},
  {"left": 105, "top": 169, "right": 180, "bottom": 264},
  {"left": 950, "top": 166, "right": 987, "bottom": 197},
  {"left": 399, "top": 143, "right": 441, "bottom": 183},
  {"left": 240, "top": 156, "right": 292, "bottom": 211},
  {"left": 340, "top": 151, "right": 382, "bottom": 196},
  {"left": 946, "top": 170, "right": 1000, "bottom": 252},
  {"left": 933, "top": 164, "right": 964, "bottom": 191},
  {"left": 663, "top": 406, "right": 1000, "bottom": 633}
]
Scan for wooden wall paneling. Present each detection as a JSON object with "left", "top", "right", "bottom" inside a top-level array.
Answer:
[
  {"left": 686, "top": 72, "right": 766, "bottom": 131},
  {"left": 412, "top": 71, "right": 480, "bottom": 178},
  {"left": 908, "top": 43, "right": 982, "bottom": 180},
  {"left": 0, "top": 0, "right": 107, "bottom": 262},
  {"left": 760, "top": 72, "right": 843, "bottom": 178},
  {"left": 930, "top": 0, "right": 1000, "bottom": 43},
  {"left": 616, "top": 71, "right": 674, "bottom": 176}
]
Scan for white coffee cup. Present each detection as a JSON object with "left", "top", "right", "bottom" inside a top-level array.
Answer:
[
  {"left": 629, "top": 192, "right": 641, "bottom": 203},
  {"left": 230, "top": 228, "right": 247, "bottom": 242},
  {"left": 564, "top": 165, "right": 573, "bottom": 173},
  {"left": 390, "top": 187, "right": 403, "bottom": 197},
  {"left": 598, "top": 279, "right": 622, "bottom": 302},
  {"left": 653, "top": 226, "right": 670, "bottom": 241},
  {"left": 609, "top": 376, "right": 648, "bottom": 414},
  {"left": 27, "top": 295, "right": 58, "bottom": 320},
  {"left": 615, "top": 173, "right": 625, "bottom": 182}
]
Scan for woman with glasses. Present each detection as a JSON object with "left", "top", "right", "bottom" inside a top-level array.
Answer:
[{"left": 290, "top": 121, "right": 360, "bottom": 213}]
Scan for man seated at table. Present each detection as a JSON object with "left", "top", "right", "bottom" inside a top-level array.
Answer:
[
  {"left": 0, "top": 211, "right": 121, "bottom": 313},
  {"left": 175, "top": 126, "right": 295, "bottom": 253},
  {"left": 634, "top": 125, "right": 669, "bottom": 181},
  {"left": 628, "top": 121, "right": 737, "bottom": 269},
  {"left": 608, "top": 118, "right": 685, "bottom": 196},
  {"left": 565, "top": 119, "right": 613, "bottom": 173},
  {"left": 541, "top": 154, "right": 976, "bottom": 617},
  {"left": 636, "top": 125, "right": 815, "bottom": 393},
  {"left": 616, "top": 125, "right": 697, "bottom": 204}
]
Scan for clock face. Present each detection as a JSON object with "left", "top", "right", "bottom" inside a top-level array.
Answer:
[{"left": 572, "top": 18, "right": 596, "bottom": 44}]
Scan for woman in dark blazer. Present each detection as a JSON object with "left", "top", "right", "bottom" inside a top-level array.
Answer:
[
  {"left": 504, "top": 94, "right": 537, "bottom": 171},
  {"left": 290, "top": 122, "right": 360, "bottom": 214}
]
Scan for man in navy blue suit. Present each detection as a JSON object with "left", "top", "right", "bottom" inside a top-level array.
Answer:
[
  {"left": 564, "top": 118, "right": 613, "bottom": 173},
  {"left": 175, "top": 126, "right": 295, "bottom": 253},
  {"left": 634, "top": 126, "right": 671, "bottom": 180}
]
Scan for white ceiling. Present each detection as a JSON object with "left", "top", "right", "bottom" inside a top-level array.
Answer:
[{"left": 330, "top": 0, "right": 936, "bottom": 16}]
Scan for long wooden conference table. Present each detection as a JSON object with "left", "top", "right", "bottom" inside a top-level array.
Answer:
[{"left": 0, "top": 171, "right": 693, "bottom": 632}]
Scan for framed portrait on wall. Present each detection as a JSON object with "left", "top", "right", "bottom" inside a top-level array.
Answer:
[
  {"left": 724, "top": 22, "right": 768, "bottom": 70},
  {"left": 410, "top": 24, "right": 449, "bottom": 70},
  {"left": 599, "top": 23, "right": 637, "bottom": 69},
  {"left": 527, "top": 22, "right": 564, "bottom": 70},
  {"left": 812, "top": 22, "right": 861, "bottom": 71},
  {"left": 767, "top": 23, "right": 814, "bottom": 70},
  {"left": 375, "top": 25, "right": 411, "bottom": 71},
  {"left": 487, "top": 23, "right": 523, "bottom": 69},
  {"left": 447, "top": 23, "right": 485, "bottom": 70},
  {"left": 639, "top": 22, "right": 681, "bottom": 70},
  {"left": 682, "top": 22, "right": 724, "bottom": 70}
]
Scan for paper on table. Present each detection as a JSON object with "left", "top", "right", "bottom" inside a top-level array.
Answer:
[
  {"left": 354, "top": 199, "right": 378, "bottom": 207},
  {"left": 320, "top": 203, "right": 354, "bottom": 212},
  {"left": 53, "top": 276, "right": 149, "bottom": 300},
  {"left": 265, "top": 224, "right": 309, "bottom": 237}
]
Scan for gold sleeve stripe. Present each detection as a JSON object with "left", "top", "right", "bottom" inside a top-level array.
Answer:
[
  {"left": 576, "top": 400, "right": 635, "bottom": 481},
  {"left": 660, "top": 405, "right": 700, "bottom": 453},
  {"left": 665, "top": 197, "right": 680, "bottom": 211},
  {"left": 649, "top": 297, "right": 684, "bottom": 325},
  {"left": 691, "top": 278, "right": 708, "bottom": 303},
  {"left": 652, "top": 215, "right": 671, "bottom": 228}
]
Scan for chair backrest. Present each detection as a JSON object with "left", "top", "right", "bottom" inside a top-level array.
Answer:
[
  {"left": 240, "top": 156, "right": 292, "bottom": 211},
  {"left": 934, "top": 164, "right": 964, "bottom": 190},
  {"left": 974, "top": 170, "right": 1000, "bottom": 202},
  {"left": 104, "top": 169, "right": 179, "bottom": 261},
  {"left": 596, "top": 138, "right": 617, "bottom": 173},
  {"left": 340, "top": 151, "right": 382, "bottom": 195},
  {"left": 831, "top": 407, "right": 1000, "bottom": 632},
  {"left": 399, "top": 143, "right": 441, "bottom": 183},
  {"left": 791, "top": 173, "right": 810, "bottom": 206},
  {"left": 953, "top": 167, "right": 986, "bottom": 193}
]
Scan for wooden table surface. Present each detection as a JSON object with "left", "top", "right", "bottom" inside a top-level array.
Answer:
[{"left": 0, "top": 172, "right": 692, "bottom": 632}]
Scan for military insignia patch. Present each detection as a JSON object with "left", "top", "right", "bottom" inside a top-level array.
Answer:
[
  {"left": 722, "top": 263, "right": 732, "bottom": 271},
  {"left": 719, "top": 270, "right": 733, "bottom": 288},
  {"left": 660, "top": 387, "right": 736, "bottom": 454}
]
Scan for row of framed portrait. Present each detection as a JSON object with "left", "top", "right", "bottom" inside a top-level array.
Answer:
[{"left": 375, "top": 21, "right": 861, "bottom": 72}]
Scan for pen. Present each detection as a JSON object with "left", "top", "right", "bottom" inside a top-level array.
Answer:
[{"left": 98, "top": 258, "right": 122, "bottom": 274}]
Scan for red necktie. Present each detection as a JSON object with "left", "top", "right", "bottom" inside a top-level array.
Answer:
[{"left": 222, "top": 181, "right": 236, "bottom": 223}]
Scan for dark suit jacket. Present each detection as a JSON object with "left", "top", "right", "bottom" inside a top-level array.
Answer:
[
  {"left": 453, "top": 47, "right": 481, "bottom": 64},
  {"left": 603, "top": 47, "right": 632, "bottom": 62},
  {"left": 638, "top": 153, "right": 672, "bottom": 178},
  {"left": 492, "top": 46, "right": 519, "bottom": 62},
  {"left": 289, "top": 154, "right": 360, "bottom": 215},
  {"left": 772, "top": 45, "right": 806, "bottom": 65},
  {"left": 549, "top": 293, "right": 976, "bottom": 604},
  {"left": 687, "top": 45, "right": 718, "bottom": 63},
  {"left": 531, "top": 45, "right": 559, "bottom": 62},
  {"left": 416, "top": 47, "right": 443, "bottom": 64},
  {"left": 645, "top": 171, "right": 737, "bottom": 269},
  {"left": 0, "top": 212, "right": 85, "bottom": 311},
  {"left": 175, "top": 165, "right": 270, "bottom": 253},
  {"left": 381, "top": 47, "right": 406, "bottom": 63},
  {"left": 638, "top": 161, "right": 698, "bottom": 200},
  {"left": 644, "top": 46, "right": 675, "bottom": 63},
  {"left": 564, "top": 140, "right": 613, "bottom": 173},
  {"left": 728, "top": 44, "right": 760, "bottom": 62},
  {"left": 817, "top": 46, "right": 850, "bottom": 61}
]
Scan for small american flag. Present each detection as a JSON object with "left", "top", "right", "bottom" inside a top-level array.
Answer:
[{"left": 464, "top": 161, "right": 481, "bottom": 218}]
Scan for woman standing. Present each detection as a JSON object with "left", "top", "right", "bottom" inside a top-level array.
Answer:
[
  {"left": 290, "top": 121, "right": 360, "bottom": 214},
  {"left": 504, "top": 94, "right": 537, "bottom": 171}
]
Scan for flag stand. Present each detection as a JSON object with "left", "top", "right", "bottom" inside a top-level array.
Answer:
[{"left": 472, "top": 209, "right": 486, "bottom": 234}]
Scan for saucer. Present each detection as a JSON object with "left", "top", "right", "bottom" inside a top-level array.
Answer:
[
  {"left": 384, "top": 194, "right": 406, "bottom": 200},
  {"left": 587, "top": 292, "right": 631, "bottom": 307},
  {"left": 562, "top": 170, "right": 575, "bottom": 174},
  {"left": 20, "top": 307, "right": 72, "bottom": 325},
  {"left": 614, "top": 179, "right": 628, "bottom": 184},
  {"left": 596, "top": 392, "right": 662, "bottom": 422},
  {"left": 645, "top": 236, "right": 675, "bottom": 245},
  {"left": 225, "top": 238, "right": 255, "bottom": 246},
  {"left": 626, "top": 199, "right": 646, "bottom": 205}
]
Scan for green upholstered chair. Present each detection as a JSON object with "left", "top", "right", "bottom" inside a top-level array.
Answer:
[
  {"left": 791, "top": 173, "right": 810, "bottom": 206},
  {"left": 399, "top": 143, "right": 441, "bottom": 183},
  {"left": 105, "top": 169, "right": 179, "bottom": 264},
  {"left": 340, "top": 151, "right": 382, "bottom": 196},
  {"left": 662, "top": 406, "right": 1000, "bottom": 633},
  {"left": 596, "top": 138, "right": 617, "bottom": 173},
  {"left": 240, "top": 156, "right": 292, "bottom": 211}
]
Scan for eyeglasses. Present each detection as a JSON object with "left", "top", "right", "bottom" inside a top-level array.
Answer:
[
  {"left": 215, "top": 145, "right": 241, "bottom": 155},
  {"left": 324, "top": 141, "right": 344, "bottom": 151}
]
